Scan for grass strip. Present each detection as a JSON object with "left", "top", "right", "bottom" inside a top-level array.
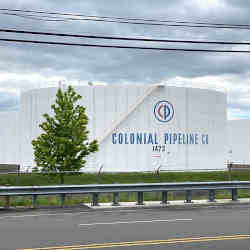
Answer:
[
  {"left": 0, "top": 170, "right": 250, "bottom": 207},
  {"left": 0, "top": 170, "right": 249, "bottom": 186}
]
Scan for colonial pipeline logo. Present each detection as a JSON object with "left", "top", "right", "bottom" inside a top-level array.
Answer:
[{"left": 154, "top": 100, "right": 174, "bottom": 123}]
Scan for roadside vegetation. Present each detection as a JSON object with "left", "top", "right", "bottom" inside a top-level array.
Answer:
[
  {"left": 1, "top": 170, "right": 250, "bottom": 186},
  {"left": 1, "top": 170, "right": 250, "bottom": 208}
]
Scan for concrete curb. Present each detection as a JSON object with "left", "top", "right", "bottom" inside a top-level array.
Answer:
[{"left": 85, "top": 198, "right": 250, "bottom": 209}]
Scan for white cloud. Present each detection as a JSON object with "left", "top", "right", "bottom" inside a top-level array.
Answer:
[{"left": 0, "top": 0, "right": 250, "bottom": 118}]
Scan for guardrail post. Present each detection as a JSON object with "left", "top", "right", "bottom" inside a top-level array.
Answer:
[
  {"left": 208, "top": 190, "right": 216, "bottom": 202},
  {"left": 112, "top": 192, "right": 120, "bottom": 206},
  {"left": 92, "top": 193, "right": 100, "bottom": 206},
  {"left": 61, "top": 194, "right": 66, "bottom": 208},
  {"left": 185, "top": 190, "right": 192, "bottom": 203},
  {"left": 137, "top": 192, "right": 144, "bottom": 205},
  {"left": 232, "top": 188, "right": 238, "bottom": 201},
  {"left": 33, "top": 194, "right": 38, "bottom": 208},
  {"left": 4, "top": 196, "right": 10, "bottom": 209},
  {"left": 161, "top": 191, "right": 168, "bottom": 204}
]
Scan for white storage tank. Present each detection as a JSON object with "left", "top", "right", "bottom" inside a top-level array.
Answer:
[
  {"left": 227, "top": 119, "right": 250, "bottom": 164},
  {"left": 0, "top": 111, "right": 20, "bottom": 164},
  {"left": 20, "top": 84, "right": 227, "bottom": 172}
]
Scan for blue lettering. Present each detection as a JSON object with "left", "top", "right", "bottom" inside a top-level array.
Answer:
[
  {"left": 130, "top": 133, "right": 135, "bottom": 144},
  {"left": 190, "top": 134, "right": 194, "bottom": 144},
  {"left": 112, "top": 132, "right": 208, "bottom": 145},
  {"left": 136, "top": 133, "right": 142, "bottom": 144},
  {"left": 154, "top": 133, "right": 158, "bottom": 144},
  {"left": 178, "top": 133, "right": 182, "bottom": 144},
  {"left": 164, "top": 133, "right": 169, "bottom": 144},
  {"left": 182, "top": 134, "right": 186, "bottom": 144},
  {"left": 147, "top": 133, "right": 153, "bottom": 144},
  {"left": 173, "top": 133, "right": 178, "bottom": 144},
  {"left": 125, "top": 133, "right": 129, "bottom": 144},
  {"left": 112, "top": 133, "right": 117, "bottom": 144},
  {"left": 118, "top": 133, "right": 123, "bottom": 144},
  {"left": 195, "top": 134, "right": 198, "bottom": 144},
  {"left": 202, "top": 134, "right": 208, "bottom": 144}
]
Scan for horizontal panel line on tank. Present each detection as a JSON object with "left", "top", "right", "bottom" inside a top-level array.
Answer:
[{"left": 112, "top": 132, "right": 209, "bottom": 145}]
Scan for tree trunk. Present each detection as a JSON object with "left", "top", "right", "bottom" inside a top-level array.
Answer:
[{"left": 60, "top": 173, "right": 65, "bottom": 184}]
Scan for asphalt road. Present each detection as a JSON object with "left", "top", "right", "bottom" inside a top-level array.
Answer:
[{"left": 1, "top": 203, "right": 250, "bottom": 250}]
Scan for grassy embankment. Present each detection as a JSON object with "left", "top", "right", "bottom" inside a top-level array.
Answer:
[{"left": 0, "top": 170, "right": 250, "bottom": 207}]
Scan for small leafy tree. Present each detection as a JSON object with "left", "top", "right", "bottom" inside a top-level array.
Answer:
[{"left": 32, "top": 86, "right": 98, "bottom": 184}]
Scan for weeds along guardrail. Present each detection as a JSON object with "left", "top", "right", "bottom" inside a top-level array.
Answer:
[
  {"left": 0, "top": 168, "right": 231, "bottom": 187},
  {"left": 0, "top": 181, "right": 250, "bottom": 209}
]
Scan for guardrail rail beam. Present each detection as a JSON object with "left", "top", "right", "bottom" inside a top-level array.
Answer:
[{"left": 0, "top": 181, "right": 249, "bottom": 209}]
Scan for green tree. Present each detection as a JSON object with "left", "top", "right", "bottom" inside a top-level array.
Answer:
[{"left": 32, "top": 86, "right": 98, "bottom": 184}]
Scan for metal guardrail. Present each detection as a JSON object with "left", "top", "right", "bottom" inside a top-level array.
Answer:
[
  {"left": 0, "top": 181, "right": 250, "bottom": 209},
  {"left": 0, "top": 164, "right": 20, "bottom": 173},
  {"left": 0, "top": 171, "right": 84, "bottom": 175},
  {"left": 228, "top": 163, "right": 250, "bottom": 170}
]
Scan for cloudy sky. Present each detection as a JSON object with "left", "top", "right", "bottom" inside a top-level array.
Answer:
[{"left": 0, "top": 0, "right": 250, "bottom": 119}]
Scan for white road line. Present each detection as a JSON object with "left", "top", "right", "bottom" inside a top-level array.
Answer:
[
  {"left": 103, "top": 210, "right": 137, "bottom": 213},
  {"left": 79, "top": 218, "right": 192, "bottom": 226},
  {"left": 0, "top": 211, "right": 91, "bottom": 220},
  {"left": 0, "top": 209, "right": 139, "bottom": 220}
]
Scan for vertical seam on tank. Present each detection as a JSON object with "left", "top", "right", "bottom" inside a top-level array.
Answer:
[
  {"left": 93, "top": 86, "right": 96, "bottom": 140},
  {"left": 92, "top": 86, "right": 96, "bottom": 171},
  {"left": 115, "top": 86, "right": 118, "bottom": 171},
  {"left": 186, "top": 88, "right": 189, "bottom": 170},
  {"left": 103, "top": 86, "right": 106, "bottom": 169},
  {"left": 126, "top": 85, "right": 128, "bottom": 171},
  {"left": 136, "top": 85, "right": 139, "bottom": 171},
  {"left": 147, "top": 85, "right": 151, "bottom": 172}
]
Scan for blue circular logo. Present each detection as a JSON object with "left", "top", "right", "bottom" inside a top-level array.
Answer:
[{"left": 154, "top": 100, "right": 174, "bottom": 123}]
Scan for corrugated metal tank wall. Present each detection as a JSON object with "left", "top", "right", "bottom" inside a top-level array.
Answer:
[
  {"left": 227, "top": 120, "right": 250, "bottom": 164},
  {"left": 0, "top": 111, "right": 20, "bottom": 164},
  {"left": 20, "top": 84, "right": 227, "bottom": 172}
]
